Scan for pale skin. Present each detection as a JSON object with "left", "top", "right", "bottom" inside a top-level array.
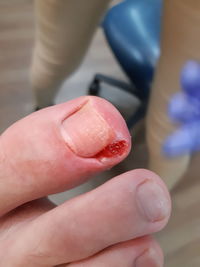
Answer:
[{"left": 0, "top": 96, "right": 171, "bottom": 266}]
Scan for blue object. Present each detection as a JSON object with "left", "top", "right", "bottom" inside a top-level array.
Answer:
[
  {"left": 168, "top": 92, "right": 200, "bottom": 123},
  {"left": 181, "top": 61, "right": 200, "bottom": 100},
  {"left": 164, "top": 122, "right": 200, "bottom": 157},
  {"left": 103, "top": 0, "right": 162, "bottom": 98},
  {"left": 164, "top": 61, "right": 200, "bottom": 157}
]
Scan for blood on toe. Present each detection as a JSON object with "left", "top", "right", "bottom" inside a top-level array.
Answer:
[{"left": 96, "top": 140, "right": 128, "bottom": 158}]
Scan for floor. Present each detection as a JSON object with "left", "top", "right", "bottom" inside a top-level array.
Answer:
[{"left": 0, "top": 1, "right": 200, "bottom": 266}]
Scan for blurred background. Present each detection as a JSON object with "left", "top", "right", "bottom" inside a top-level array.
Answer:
[{"left": 0, "top": 1, "right": 200, "bottom": 266}]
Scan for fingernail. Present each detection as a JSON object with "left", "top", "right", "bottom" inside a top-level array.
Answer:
[
  {"left": 136, "top": 181, "right": 170, "bottom": 222},
  {"left": 61, "top": 101, "right": 115, "bottom": 157},
  {"left": 135, "top": 249, "right": 163, "bottom": 267}
]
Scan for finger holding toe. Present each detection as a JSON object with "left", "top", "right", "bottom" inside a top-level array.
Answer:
[
  {"left": 67, "top": 236, "right": 163, "bottom": 267},
  {"left": 13, "top": 169, "right": 170, "bottom": 266}
]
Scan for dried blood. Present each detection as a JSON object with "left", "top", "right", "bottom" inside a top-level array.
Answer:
[{"left": 96, "top": 140, "right": 127, "bottom": 158}]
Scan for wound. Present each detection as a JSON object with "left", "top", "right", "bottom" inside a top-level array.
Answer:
[{"left": 96, "top": 140, "right": 128, "bottom": 158}]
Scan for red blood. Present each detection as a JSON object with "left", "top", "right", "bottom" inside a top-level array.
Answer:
[{"left": 96, "top": 140, "right": 127, "bottom": 158}]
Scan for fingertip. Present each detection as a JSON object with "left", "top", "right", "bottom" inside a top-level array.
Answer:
[
  {"left": 135, "top": 236, "right": 164, "bottom": 266},
  {"left": 125, "top": 169, "right": 172, "bottom": 228}
]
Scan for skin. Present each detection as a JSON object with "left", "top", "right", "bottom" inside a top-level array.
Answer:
[{"left": 0, "top": 96, "right": 171, "bottom": 266}]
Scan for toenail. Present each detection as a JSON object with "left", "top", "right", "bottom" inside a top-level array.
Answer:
[{"left": 61, "top": 101, "right": 114, "bottom": 157}]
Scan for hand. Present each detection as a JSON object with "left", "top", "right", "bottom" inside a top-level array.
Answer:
[
  {"left": 164, "top": 61, "right": 200, "bottom": 156},
  {"left": 0, "top": 96, "right": 171, "bottom": 266}
]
